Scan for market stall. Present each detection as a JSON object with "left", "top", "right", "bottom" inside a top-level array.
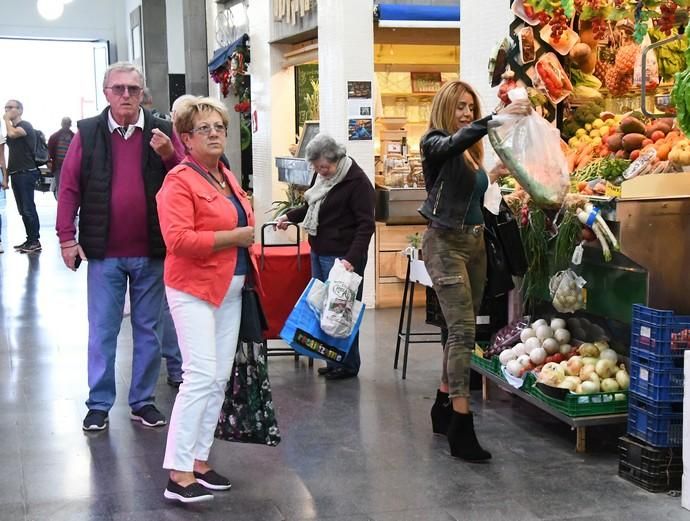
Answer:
[{"left": 466, "top": 1, "right": 690, "bottom": 478}]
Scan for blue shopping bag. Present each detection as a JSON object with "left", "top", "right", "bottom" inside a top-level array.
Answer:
[{"left": 280, "top": 278, "right": 365, "bottom": 365}]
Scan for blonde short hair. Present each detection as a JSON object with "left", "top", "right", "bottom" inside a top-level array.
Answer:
[{"left": 174, "top": 96, "right": 230, "bottom": 135}]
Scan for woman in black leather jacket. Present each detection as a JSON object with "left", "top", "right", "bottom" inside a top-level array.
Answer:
[{"left": 419, "top": 80, "right": 530, "bottom": 462}]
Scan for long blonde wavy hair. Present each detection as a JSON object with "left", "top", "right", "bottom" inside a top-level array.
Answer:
[{"left": 426, "top": 80, "right": 484, "bottom": 171}]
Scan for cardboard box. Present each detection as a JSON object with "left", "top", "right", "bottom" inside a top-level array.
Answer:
[{"left": 621, "top": 173, "right": 690, "bottom": 200}]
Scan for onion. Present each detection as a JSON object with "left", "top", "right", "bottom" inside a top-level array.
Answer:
[
  {"left": 536, "top": 325, "right": 553, "bottom": 341},
  {"left": 529, "top": 347, "right": 547, "bottom": 365},
  {"left": 532, "top": 319, "right": 547, "bottom": 330},
  {"left": 524, "top": 337, "right": 541, "bottom": 353},
  {"left": 559, "top": 343, "right": 573, "bottom": 356},
  {"left": 579, "top": 363, "right": 596, "bottom": 381},
  {"left": 539, "top": 362, "right": 565, "bottom": 385},
  {"left": 558, "top": 376, "right": 581, "bottom": 392},
  {"left": 595, "top": 359, "right": 616, "bottom": 379},
  {"left": 559, "top": 360, "right": 570, "bottom": 374},
  {"left": 566, "top": 356, "right": 583, "bottom": 376},
  {"left": 499, "top": 349, "right": 517, "bottom": 366},
  {"left": 588, "top": 372, "right": 600, "bottom": 386},
  {"left": 599, "top": 348, "right": 618, "bottom": 364},
  {"left": 517, "top": 354, "right": 532, "bottom": 368},
  {"left": 512, "top": 343, "right": 527, "bottom": 357},
  {"left": 542, "top": 338, "right": 559, "bottom": 355},
  {"left": 506, "top": 359, "right": 522, "bottom": 377},
  {"left": 580, "top": 380, "right": 600, "bottom": 394},
  {"left": 554, "top": 328, "right": 571, "bottom": 344},
  {"left": 594, "top": 340, "right": 609, "bottom": 353},
  {"left": 578, "top": 343, "right": 598, "bottom": 357},
  {"left": 520, "top": 328, "right": 536, "bottom": 343},
  {"left": 550, "top": 318, "right": 566, "bottom": 331},
  {"left": 582, "top": 357, "right": 599, "bottom": 367},
  {"left": 601, "top": 378, "right": 620, "bottom": 392},
  {"left": 615, "top": 368, "right": 630, "bottom": 390}
]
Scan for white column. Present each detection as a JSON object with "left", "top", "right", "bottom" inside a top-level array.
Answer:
[
  {"left": 246, "top": 0, "right": 296, "bottom": 225},
  {"left": 318, "top": 0, "right": 376, "bottom": 307},
  {"left": 460, "top": 0, "right": 512, "bottom": 167}
]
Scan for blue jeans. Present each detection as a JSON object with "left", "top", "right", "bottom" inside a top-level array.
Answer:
[
  {"left": 161, "top": 297, "right": 183, "bottom": 380},
  {"left": 10, "top": 169, "right": 40, "bottom": 241},
  {"left": 86, "top": 257, "right": 164, "bottom": 411},
  {"left": 310, "top": 253, "right": 366, "bottom": 373}
]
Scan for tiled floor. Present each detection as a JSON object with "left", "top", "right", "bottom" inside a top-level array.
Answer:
[{"left": 0, "top": 194, "right": 688, "bottom": 520}]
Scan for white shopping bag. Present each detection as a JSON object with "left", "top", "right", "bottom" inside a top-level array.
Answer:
[{"left": 320, "top": 259, "right": 363, "bottom": 338}]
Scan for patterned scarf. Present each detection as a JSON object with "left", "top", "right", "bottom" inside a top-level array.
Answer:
[{"left": 302, "top": 155, "right": 352, "bottom": 236}]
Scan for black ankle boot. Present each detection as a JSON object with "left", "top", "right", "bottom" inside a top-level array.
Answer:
[
  {"left": 447, "top": 411, "right": 492, "bottom": 462},
  {"left": 430, "top": 389, "right": 451, "bottom": 435}
]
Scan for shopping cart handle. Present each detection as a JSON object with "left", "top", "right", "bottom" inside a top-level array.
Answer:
[{"left": 260, "top": 221, "right": 302, "bottom": 271}]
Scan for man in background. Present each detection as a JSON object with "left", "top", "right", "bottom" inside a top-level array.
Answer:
[
  {"left": 48, "top": 117, "right": 75, "bottom": 199},
  {"left": 0, "top": 124, "right": 7, "bottom": 253},
  {"left": 3, "top": 99, "right": 41, "bottom": 254}
]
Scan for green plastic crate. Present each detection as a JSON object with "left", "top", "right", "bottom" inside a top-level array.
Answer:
[
  {"left": 528, "top": 385, "right": 629, "bottom": 417},
  {"left": 471, "top": 352, "right": 497, "bottom": 374}
]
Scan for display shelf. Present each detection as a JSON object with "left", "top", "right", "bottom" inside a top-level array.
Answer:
[{"left": 471, "top": 361, "right": 627, "bottom": 453}]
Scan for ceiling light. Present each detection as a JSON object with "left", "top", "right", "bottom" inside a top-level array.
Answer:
[{"left": 37, "top": 0, "right": 64, "bottom": 21}]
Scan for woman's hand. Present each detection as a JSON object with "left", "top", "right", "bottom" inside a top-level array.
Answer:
[
  {"left": 488, "top": 163, "right": 510, "bottom": 183},
  {"left": 275, "top": 215, "right": 290, "bottom": 230},
  {"left": 498, "top": 99, "right": 532, "bottom": 117},
  {"left": 340, "top": 259, "right": 354, "bottom": 272},
  {"left": 233, "top": 226, "right": 255, "bottom": 247}
]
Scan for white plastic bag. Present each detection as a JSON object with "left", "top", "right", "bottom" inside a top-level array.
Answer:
[
  {"left": 488, "top": 88, "right": 570, "bottom": 207},
  {"left": 549, "top": 269, "right": 586, "bottom": 313},
  {"left": 320, "top": 260, "right": 363, "bottom": 338},
  {"left": 306, "top": 278, "right": 328, "bottom": 319}
]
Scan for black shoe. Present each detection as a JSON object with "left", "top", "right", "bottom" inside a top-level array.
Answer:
[
  {"left": 19, "top": 240, "right": 41, "bottom": 254},
  {"left": 194, "top": 470, "right": 232, "bottom": 491},
  {"left": 324, "top": 368, "right": 358, "bottom": 380},
  {"left": 13, "top": 241, "right": 28, "bottom": 250},
  {"left": 317, "top": 366, "right": 334, "bottom": 376},
  {"left": 431, "top": 389, "right": 452, "bottom": 435},
  {"left": 82, "top": 410, "right": 109, "bottom": 431},
  {"left": 130, "top": 404, "right": 167, "bottom": 427},
  {"left": 164, "top": 479, "right": 213, "bottom": 503},
  {"left": 167, "top": 376, "right": 183, "bottom": 388},
  {"left": 447, "top": 411, "right": 492, "bottom": 462}
]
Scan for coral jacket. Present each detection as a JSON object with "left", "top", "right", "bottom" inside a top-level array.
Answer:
[{"left": 156, "top": 157, "right": 261, "bottom": 307}]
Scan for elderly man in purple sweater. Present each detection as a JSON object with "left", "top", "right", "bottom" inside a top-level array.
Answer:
[{"left": 56, "top": 62, "right": 184, "bottom": 431}]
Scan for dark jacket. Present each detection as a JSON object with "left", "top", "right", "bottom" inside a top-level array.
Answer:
[
  {"left": 286, "top": 158, "right": 375, "bottom": 266},
  {"left": 418, "top": 115, "right": 493, "bottom": 228},
  {"left": 77, "top": 108, "right": 174, "bottom": 259}
]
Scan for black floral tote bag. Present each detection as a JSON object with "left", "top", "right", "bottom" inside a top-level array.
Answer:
[{"left": 215, "top": 341, "right": 281, "bottom": 446}]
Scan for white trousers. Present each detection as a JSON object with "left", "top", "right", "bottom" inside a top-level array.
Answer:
[{"left": 163, "top": 275, "right": 244, "bottom": 471}]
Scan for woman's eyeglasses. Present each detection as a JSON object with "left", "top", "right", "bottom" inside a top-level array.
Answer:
[
  {"left": 105, "top": 85, "right": 143, "bottom": 96},
  {"left": 190, "top": 124, "right": 227, "bottom": 136}
]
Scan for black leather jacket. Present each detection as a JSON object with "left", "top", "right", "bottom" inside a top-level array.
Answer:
[{"left": 418, "top": 115, "right": 493, "bottom": 228}]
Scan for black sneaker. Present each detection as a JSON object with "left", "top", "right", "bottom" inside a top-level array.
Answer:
[
  {"left": 324, "top": 368, "right": 358, "bottom": 380},
  {"left": 13, "top": 240, "right": 28, "bottom": 250},
  {"left": 130, "top": 404, "right": 167, "bottom": 427},
  {"left": 19, "top": 240, "right": 41, "bottom": 253},
  {"left": 317, "top": 366, "right": 334, "bottom": 376},
  {"left": 82, "top": 410, "right": 109, "bottom": 431},
  {"left": 194, "top": 470, "right": 232, "bottom": 491},
  {"left": 164, "top": 479, "right": 213, "bottom": 503}
]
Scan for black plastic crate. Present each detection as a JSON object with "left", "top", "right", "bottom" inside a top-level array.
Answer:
[
  {"left": 619, "top": 435, "right": 682, "bottom": 476},
  {"left": 618, "top": 460, "right": 682, "bottom": 493}
]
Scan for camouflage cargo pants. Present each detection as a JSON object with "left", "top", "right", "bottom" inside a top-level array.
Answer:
[{"left": 422, "top": 226, "right": 486, "bottom": 398}]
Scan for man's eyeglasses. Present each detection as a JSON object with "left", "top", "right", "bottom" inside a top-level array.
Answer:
[
  {"left": 105, "top": 85, "right": 143, "bottom": 97},
  {"left": 189, "top": 124, "right": 227, "bottom": 136}
]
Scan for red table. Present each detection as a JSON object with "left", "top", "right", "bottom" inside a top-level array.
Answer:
[{"left": 259, "top": 241, "right": 312, "bottom": 340}]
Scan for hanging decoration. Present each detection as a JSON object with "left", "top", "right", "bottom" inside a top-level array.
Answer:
[
  {"left": 209, "top": 33, "right": 250, "bottom": 98},
  {"left": 522, "top": 1, "right": 690, "bottom": 43}
]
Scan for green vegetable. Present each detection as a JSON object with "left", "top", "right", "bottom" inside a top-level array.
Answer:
[
  {"left": 572, "top": 158, "right": 631, "bottom": 183},
  {"left": 649, "top": 28, "right": 688, "bottom": 81},
  {"left": 520, "top": 207, "right": 550, "bottom": 312},
  {"left": 553, "top": 210, "right": 581, "bottom": 273}
]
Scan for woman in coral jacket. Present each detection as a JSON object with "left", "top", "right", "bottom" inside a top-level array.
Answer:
[{"left": 156, "top": 96, "right": 258, "bottom": 504}]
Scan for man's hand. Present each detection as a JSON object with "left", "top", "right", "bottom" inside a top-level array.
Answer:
[
  {"left": 60, "top": 242, "right": 86, "bottom": 271},
  {"left": 150, "top": 128, "right": 175, "bottom": 160}
]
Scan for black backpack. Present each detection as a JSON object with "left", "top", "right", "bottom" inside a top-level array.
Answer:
[{"left": 33, "top": 129, "right": 49, "bottom": 167}]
